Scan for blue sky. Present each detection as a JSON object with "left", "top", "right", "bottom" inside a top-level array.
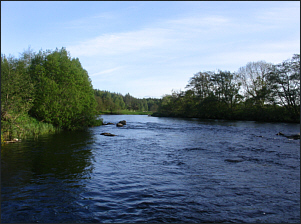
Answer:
[{"left": 1, "top": 1, "right": 300, "bottom": 98}]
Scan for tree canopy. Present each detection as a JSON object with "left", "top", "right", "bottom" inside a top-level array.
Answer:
[
  {"left": 28, "top": 48, "right": 98, "bottom": 129},
  {"left": 2, "top": 47, "right": 299, "bottom": 142},
  {"left": 154, "top": 54, "right": 300, "bottom": 123},
  {"left": 93, "top": 89, "right": 160, "bottom": 114},
  {"left": 1, "top": 47, "right": 101, "bottom": 139}
]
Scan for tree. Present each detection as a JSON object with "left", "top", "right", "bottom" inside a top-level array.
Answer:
[
  {"left": 29, "top": 48, "right": 98, "bottom": 129},
  {"left": 211, "top": 71, "right": 241, "bottom": 107},
  {"left": 182, "top": 90, "right": 198, "bottom": 117},
  {"left": 19, "top": 46, "right": 35, "bottom": 68},
  {"left": 154, "top": 54, "right": 299, "bottom": 122},
  {"left": 113, "top": 94, "right": 125, "bottom": 110},
  {"left": 198, "top": 93, "right": 220, "bottom": 119},
  {"left": 147, "top": 99, "right": 158, "bottom": 112},
  {"left": 1, "top": 54, "right": 34, "bottom": 134},
  {"left": 186, "top": 71, "right": 213, "bottom": 100},
  {"left": 237, "top": 61, "right": 273, "bottom": 107},
  {"left": 95, "top": 95, "right": 104, "bottom": 112},
  {"left": 267, "top": 54, "right": 300, "bottom": 121},
  {"left": 207, "top": 70, "right": 242, "bottom": 119},
  {"left": 157, "top": 94, "right": 173, "bottom": 116},
  {"left": 124, "top": 93, "right": 134, "bottom": 110},
  {"left": 142, "top": 99, "right": 148, "bottom": 111}
]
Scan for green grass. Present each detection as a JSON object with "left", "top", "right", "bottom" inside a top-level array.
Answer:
[
  {"left": 1, "top": 113, "right": 60, "bottom": 141},
  {"left": 99, "top": 110, "right": 152, "bottom": 115}
]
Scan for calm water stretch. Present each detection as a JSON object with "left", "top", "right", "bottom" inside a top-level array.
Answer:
[{"left": 1, "top": 115, "right": 300, "bottom": 223}]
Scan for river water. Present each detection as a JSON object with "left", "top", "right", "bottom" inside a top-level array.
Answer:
[{"left": 1, "top": 115, "right": 300, "bottom": 223}]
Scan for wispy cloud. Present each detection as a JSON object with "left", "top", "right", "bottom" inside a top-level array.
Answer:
[
  {"left": 2, "top": 1, "right": 299, "bottom": 98},
  {"left": 90, "top": 67, "right": 123, "bottom": 77},
  {"left": 255, "top": 4, "right": 300, "bottom": 24},
  {"left": 61, "top": 11, "right": 120, "bottom": 34},
  {"left": 68, "top": 10, "right": 298, "bottom": 64},
  {"left": 66, "top": 5, "right": 299, "bottom": 98},
  {"left": 165, "top": 15, "right": 231, "bottom": 29},
  {"left": 68, "top": 27, "right": 172, "bottom": 57},
  {"left": 67, "top": 14, "right": 234, "bottom": 62}
]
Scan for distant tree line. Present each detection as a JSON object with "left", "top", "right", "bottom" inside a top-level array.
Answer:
[
  {"left": 154, "top": 54, "right": 300, "bottom": 123},
  {"left": 2, "top": 47, "right": 299, "bottom": 141},
  {"left": 94, "top": 89, "right": 160, "bottom": 113},
  {"left": 1, "top": 47, "right": 161, "bottom": 140},
  {"left": 1, "top": 47, "right": 102, "bottom": 140}
]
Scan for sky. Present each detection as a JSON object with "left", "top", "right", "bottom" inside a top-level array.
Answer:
[{"left": 1, "top": 1, "right": 300, "bottom": 98}]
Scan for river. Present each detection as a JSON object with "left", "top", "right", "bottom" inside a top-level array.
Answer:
[{"left": 1, "top": 115, "right": 300, "bottom": 223}]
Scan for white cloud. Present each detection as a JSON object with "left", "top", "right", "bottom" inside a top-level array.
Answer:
[
  {"left": 165, "top": 15, "right": 230, "bottom": 29},
  {"left": 67, "top": 14, "right": 234, "bottom": 58},
  {"left": 62, "top": 11, "right": 118, "bottom": 30},
  {"left": 90, "top": 67, "right": 123, "bottom": 77},
  {"left": 68, "top": 27, "right": 172, "bottom": 57},
  {"left": 255, "top": 4, "right": 300, "bottom": 24},
  {"left": 67, "top": 8, "right": 299, "bottom": 98}
]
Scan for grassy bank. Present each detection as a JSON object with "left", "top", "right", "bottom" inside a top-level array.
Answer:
[
  {"left": 98, "top": 110, "right": 151, "bottom": 115},
  {"left": 1, "top": 113, "right": 59, "bottom": 142}
]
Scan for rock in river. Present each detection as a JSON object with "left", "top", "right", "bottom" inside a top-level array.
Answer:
[
  {"left": 276, "top": 132, "right": 300, "bottom": 140},
  {"left": 224, "top": 158, "right": 244, "bottom": 163},
  {"left": 119, "top": 120, "right": 126, "bottom": 125},
  {"left": 100, "top": 133, "right": 117, "bottom": 137}
]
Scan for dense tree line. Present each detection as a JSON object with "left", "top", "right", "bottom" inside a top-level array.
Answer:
[
  {"left": 2, "top": 47, "right": 299, "bottom": 141},
  {"left": 94, "top": 89, "right": 160, "bottom": 113},
  {"left": 1, "top": 47, "right": 102, "bottom": 140},
  {"left": 154, "top": 54, "right": 300, "bottom": 123}
]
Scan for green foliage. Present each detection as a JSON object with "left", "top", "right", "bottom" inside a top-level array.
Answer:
[
  {"left": 94, "top": 89, "right": 160, "bottom": 114},
  {"left": 156, "top": 55, "right": 300, "bottom": 123},
  {"left": 267, "top": 54, "right": 300, "bottom": 121},
  {"left": 1, "top": 53, "right": 36, "bottom": 140},
  {"left": 2, "top": 46, "right": 298, "bottom": 144},
  {"left": 237, "top": 61, "right": 273, "bottom": 107},
  {"left": 1, "top": 54, "right": 35, "bottom": 122},
  {"left": 100, "top": 110, "right": 150, "bottom": 115},
  {"left": 1, "top": 112, "right": 58, "bottom": 141},
  {"left": 29, "top": 48, "right": 98, "bottom": 130},
  {"left": 1, "top": 47, "right": 102, "bottom": 140}
]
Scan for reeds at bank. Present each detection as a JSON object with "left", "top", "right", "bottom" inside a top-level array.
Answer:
[{"left": 1, "top": 113, "right": 59, "bottom": 142}]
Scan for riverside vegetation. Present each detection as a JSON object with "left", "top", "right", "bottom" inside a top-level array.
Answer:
[
  {"left": 1, "top": 47, "right": 299, "bottom": 142},
  {"left": 1, "top": 47, "right": 160, "bottom": 142},
  {"left": 1, "top": 48, "right": 102, "bottom": 142},
  {"left": 153, "top": 54, "right": 300, "bottom": 123},
  {"left": 93, "top": 90, "right": 160, "bottom": 115}
]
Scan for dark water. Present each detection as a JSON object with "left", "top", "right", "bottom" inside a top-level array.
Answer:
[{"left": 1, "top": 115, "right": 300, "bottom": 223}]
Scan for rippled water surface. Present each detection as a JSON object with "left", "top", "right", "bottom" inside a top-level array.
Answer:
[{"left": 1, "top": 115, "right": 300, "bottom": 223}]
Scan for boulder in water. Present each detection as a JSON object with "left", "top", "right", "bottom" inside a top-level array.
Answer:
[
  {"left": 287, "top": 133, "right": 300, "bottom": 140},
  {"left": 116, "top": 123, "right": 123, "bottom": 127},
  {"left": 224, "top": 158, "right": 244, "bottom": 163},
  {"left": 276, "top": 132, "right": 285, "bottom": 136},
  {"left": 100, "top": 133, "right": 117, "bottom": 137},
  {"left": 276, "top": 132, "right": 300, "bottom": 140},
  {"left": 119, "top": 120, "right": 126, "bottom": 125}
]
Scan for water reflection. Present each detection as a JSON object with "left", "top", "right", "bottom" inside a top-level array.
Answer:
[
  {"left": 1, "top": 130, "right": 95, "bottom": 223},
  {"left": 1, "top": 115, "right": 300, "bottom": 223}
]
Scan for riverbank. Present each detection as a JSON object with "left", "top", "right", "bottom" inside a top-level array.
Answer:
[
  {"left": 98, "top": 110, "right": 151, "bottom": 115},
  {"left": 1, "top": 114, "right": 104, "bottom": 143},
  {"left": 151, "top": 108, "right": 300, "bottom": 124},
  {"left": 1, "top": 113, "right": 59, "bottom": 143}
]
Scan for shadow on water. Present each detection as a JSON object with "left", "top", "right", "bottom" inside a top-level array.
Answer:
[
  {"left": 1, "top": 115, "right": 300, "bottom": 223},
  {"left": 1, "top": 130, "right": 95, "bottom": 223}
]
